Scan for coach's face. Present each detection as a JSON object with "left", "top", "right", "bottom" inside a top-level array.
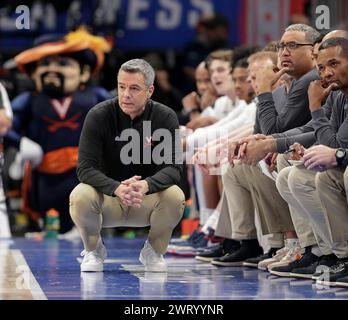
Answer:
[
  {"left": 317, "top": 46, "right": 348, "bottom": 91},
  {"left": 278, "top": 30, "right": 315, "bottom": 79},
  {"left": 117, "top": 70, "right": 154, "bottom": 119}
]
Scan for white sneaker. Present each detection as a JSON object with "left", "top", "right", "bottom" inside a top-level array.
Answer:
[
  {"left": 267, "top": 246, "right": 302, "bottom": 271},
  {"left": 139, "top": 240, "right": 167, "bottom": 272},
  {"left": 58, "top": 227, "right": 81, "bottom": 241},
  {"left": 258, "top": 246, "right": 290, "bottom": 270},
  {"left": 80, "top": 238, "right": 107, "bottom": 272}
]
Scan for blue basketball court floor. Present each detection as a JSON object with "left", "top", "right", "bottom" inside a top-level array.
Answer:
[{"left": 1, "top": 237, "right": 348, "bottom": 300}]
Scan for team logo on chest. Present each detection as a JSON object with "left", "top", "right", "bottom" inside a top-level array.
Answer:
[
  {"left": 43, "top": 96, "right": 81, "bottom": 132},
  {"left": 50, "top": 96, "right": 72, "bottom": 119}
]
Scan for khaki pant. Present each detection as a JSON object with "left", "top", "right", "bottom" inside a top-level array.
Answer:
[
  {"left": 316, "top": 168, "right": 348, "bottom": 248},
  {"left": 285, "top": 165, "right": 348, "bottom": 257},
  {"left": 69, "top": 183, "right": 185, "bottom": 255},
  {"left": 276, "top": 154, "right": 317, "bottom": 248},
  {"left": 215, "top": 190, "right": 283, "bottom": 248},
  {"left": 215, "top": 161, "right": 293, "bottom": 243}
]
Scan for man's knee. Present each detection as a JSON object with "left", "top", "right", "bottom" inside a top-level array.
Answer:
[
  {"left": 317, "top": 169, "right": 345, "bottom": 193},
  {"left": 158, "top": 185, "right": 186, "bottom": 217},
  {"left": 222, "top": 163, "right": 243, "bottom": 185},
  {"left": 315, "top": 171, "right": 331, "bottom": 195},
  {"left": 69, "top": 183, "right": 103, "bottom": 216},
  {"left": 160, "top": 185, "right": 185, "bottom": 204},
  {"left": 276, "top": 166, "right": 292, "bottom": 194},
  {"left": 277, "top": 153, "right": 290, "bottom": 172},
  {"left": 288, "top": 166, "right": 315, "bottom": 195}
]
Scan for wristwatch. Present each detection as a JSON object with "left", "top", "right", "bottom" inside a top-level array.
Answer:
[{"left": 335, "top": 148, "right": 346, "bottom": 166}]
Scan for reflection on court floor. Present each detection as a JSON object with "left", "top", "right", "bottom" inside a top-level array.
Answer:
[{"left": 0, "top": 237, "right": 347, "bottom": 300}]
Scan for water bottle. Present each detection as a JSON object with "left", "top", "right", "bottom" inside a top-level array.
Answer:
[{"left": 44, "top": 208, "right": 60, "bottom": 239}]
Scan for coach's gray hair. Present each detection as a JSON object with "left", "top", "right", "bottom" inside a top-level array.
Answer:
[
  {"left": 285, "top": 24, "right": 321, "bottom": 44},
  {"left": 118, "top": 59, "right": 155, "bottom": 87}
]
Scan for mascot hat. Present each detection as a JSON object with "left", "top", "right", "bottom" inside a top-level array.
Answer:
[{"left": 15, "top": 27, "right": 111, "bottom": 76}]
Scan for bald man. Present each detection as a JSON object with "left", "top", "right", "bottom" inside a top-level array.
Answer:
[{"left": 323, "top": 30, "right": 348, "bottom": 42}]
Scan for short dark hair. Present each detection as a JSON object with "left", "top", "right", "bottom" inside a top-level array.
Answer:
[
  {"left": 319, "top": 37, "right": 348, "bottom": 57},
  {"left": 234, "top": 58, "right": 249, "bottom": 69}
]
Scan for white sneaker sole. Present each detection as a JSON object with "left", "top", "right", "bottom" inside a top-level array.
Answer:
[
  {"left": 289, "top": 272, "right": 314, "bottom": 279},
  {"left": 267, "top": 262, "right": 291, "bottom": 271},
  {"left": 269, "top": 270, "right": 292, "bottom": 277},
  {"left": 243, "top": 262, "right": 258, "bottom": 268},
  {"left": 81, "top": 264, "right": 103, "bottom": 272},
  {"left": 195, "top": 256, "right": 219, "bottom": 262},
  {"left": 258, "top": 266, "right": 268, "bottom": 271}
]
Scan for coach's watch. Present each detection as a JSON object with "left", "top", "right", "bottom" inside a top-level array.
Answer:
[{"left": 335, "top": 148, "right": 346, "bottom": 166}]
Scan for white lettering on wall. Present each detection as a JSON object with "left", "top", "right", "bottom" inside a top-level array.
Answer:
[
  {"left": 156, "top": 0, "right": 181, "bottom": 29},
  {"left": 127, "top": 0, "right": 150, "bottom": 29}
]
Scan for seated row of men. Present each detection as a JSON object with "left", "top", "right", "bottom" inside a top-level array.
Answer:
[{"left": 171, "top": 24, "right": 348, "bottom": 288}]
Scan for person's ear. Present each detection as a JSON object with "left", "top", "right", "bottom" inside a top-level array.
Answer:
[
  {"left": 148, "top": 85, "right": 154, "bottom": 98},
  {"left": 80, "top": 65, "right": 91, "bottom": 83}
]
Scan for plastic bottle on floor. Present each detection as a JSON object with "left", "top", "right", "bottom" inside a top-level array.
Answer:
[{"left": 44, "top": 208, "right": 60, "bottom": 239}]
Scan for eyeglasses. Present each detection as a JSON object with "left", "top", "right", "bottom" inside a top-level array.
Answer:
[{"left": 276, "top": 42, "right": 313, "bottom": 52}]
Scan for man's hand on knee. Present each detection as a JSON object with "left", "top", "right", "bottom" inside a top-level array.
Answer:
[{"left": 114, "top": 184, "right": 135, "bottom": 207}]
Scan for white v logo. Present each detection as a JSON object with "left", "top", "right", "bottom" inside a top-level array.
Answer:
[{"left": 51, "top": 97, "right": 72, "bottom": 120}]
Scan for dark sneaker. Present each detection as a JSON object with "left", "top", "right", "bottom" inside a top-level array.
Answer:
[
  {"left": 211, "top": 241, "right": 263, "bottom": 267},
  {"left": 169, "top": 227, "right": 201, "bottom": 245},
  {"left": 316, "top": 259, "right": 348, "bottom": 286},
  {"left": 195, "top": 244, "right": 225, "bottom": 262},
  {"left": 290, "top": 254, "right": 338, "bottom": 279},
  {"left": 196, "top": 239, "right": 240, "bottom": 262},
  {"left": 270, "top": 248, "right": 319, "bottom": 277},
  {"left": 186, "top": 230, "right": 201, "bottom": 242},
  {"left": 190, "top": 227, "right": 219, "bottom": 249},
  {"left": 168, "top": 230, "right": 205, "bottom": 249},
  {"left": 243, "top": 248, "right": 279, "bottom": 268},
  {"left": 334, "top": 275, "right": 348, "bottom": 288}
]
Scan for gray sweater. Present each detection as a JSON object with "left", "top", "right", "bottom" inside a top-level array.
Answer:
[
  {"left": 312, "top": 91, "right": 348, "bottom": 148},
  {"left": 273, "top": 91, "right": 348, "bottom": 152},
  {"left": 256, "top": 69, "right": 319, "bottom": 135},
  {"left": 273, "top": 91, "right": 338, "bottom": 152}
]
